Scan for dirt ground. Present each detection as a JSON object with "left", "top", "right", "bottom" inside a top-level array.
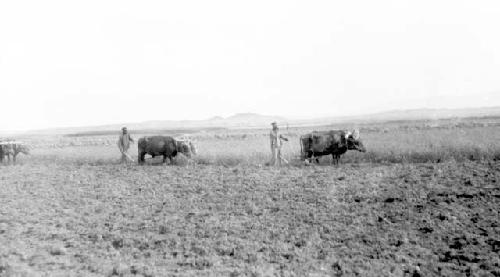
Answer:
[{"left": 0, "top": 160, "right": 499, "bottom": 276}]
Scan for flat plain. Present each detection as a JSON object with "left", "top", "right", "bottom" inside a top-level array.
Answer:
[{"left": 1, "top": 119, "right": 499, "bottom": 276}]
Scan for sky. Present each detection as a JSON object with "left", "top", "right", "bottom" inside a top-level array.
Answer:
[{"left": 1, "top": 0, "right": 500, "bottom": 131}]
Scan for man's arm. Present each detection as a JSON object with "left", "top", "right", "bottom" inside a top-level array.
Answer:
[
  {"left": 280, "top": 134, "right": 289, "bottom": 141},
  {"left": 129, "top": 134, "right": 135, "bottom": 143}
]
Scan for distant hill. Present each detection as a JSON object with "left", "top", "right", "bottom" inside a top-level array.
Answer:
[
  {"left": 292, "top": 106, "right": 500, "bottom": 126},
  {"left": 127, "top": 113, "right": 286, "bottom": 130},
  {"left": 221, "top": 113, "right": 287, "bottom": 126},
  {"left": 355, "top": 106, "right": 500, "bottom": 122},
  {"left": 5, "top": 106, "right": 500, "bottom": 136},
  {"left": 18, "top": 113, "right": 287, "bottom": 135}
]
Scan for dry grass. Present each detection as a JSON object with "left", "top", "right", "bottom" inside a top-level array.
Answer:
[
  {"left": 1, "top": 123, "right": 499, "bottom": 276},
  {"left": 21, "top": 126, "right": 500, "bottom": 167}
]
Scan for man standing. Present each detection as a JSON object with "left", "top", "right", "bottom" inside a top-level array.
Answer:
[
  {"left": 117, "top": 127, "right": 134, "bottom": 163},
  {"left": 269, "top": 122, "right": 288, "bottom": 166}
]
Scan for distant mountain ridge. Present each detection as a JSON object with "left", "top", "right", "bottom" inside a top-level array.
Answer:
[
  {"left": 4, "top": 106, "right": 500, "bottom": 135},
  {"left": 15, "top": 113, "right": 287, "bottom": 135},
  {"left": 129, "top": 113, "right": 287, "bottom": 130},
  {"left": 291, "top": 106, "right": 500, "bottom": 127},
  {"left": 358, "top": 106, "right": 500, "bottom": 121}
]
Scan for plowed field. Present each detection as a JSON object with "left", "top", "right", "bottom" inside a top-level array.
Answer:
[{"left": 1, "top": 158, "right": 499, "bottom": 276}]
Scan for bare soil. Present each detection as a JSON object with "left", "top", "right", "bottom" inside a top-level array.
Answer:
[{"left": 1, "top": 161, "right": 499, "bottom": 276}]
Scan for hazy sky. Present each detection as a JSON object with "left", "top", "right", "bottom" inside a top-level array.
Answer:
[{"left": 1, "top": 0, "right": 500, "bottom": 130}]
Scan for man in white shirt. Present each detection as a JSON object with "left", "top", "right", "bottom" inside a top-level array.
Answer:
[
  {"left": 117, "top": 127, "right": 134, "bottom": 163},
  {"left": 269, "top": 122, "right": 288, "bottom": 166}
]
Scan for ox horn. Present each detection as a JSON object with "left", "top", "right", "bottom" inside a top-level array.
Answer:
[
  {"left": 345, "top": 130, "right": 351, "bottom": 140},
  {"left": 352, "top": 129, "right": 360, "bottom": 140}
]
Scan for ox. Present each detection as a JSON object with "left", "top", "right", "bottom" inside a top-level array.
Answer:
[
  {"left": 138, "top": 136, "right": 196, "bottom": 165},
  {"left": 0, "top": 141, "right": 30, "bottom": 164},
  {"left": 300, "top": 129, "right": 366, "bottom": 165}
]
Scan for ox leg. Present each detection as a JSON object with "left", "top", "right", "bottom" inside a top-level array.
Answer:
[
  {"left": 138, "top": 151, "right": 146, "bottom": 164},
  {"left": 306, "top": 152, "right": 313, "bottom": 164},
  {"left": 331, "top": 154, "right": 337, "bottom": 166},
  {"left": 170, "top": 150, "right": 178, "bottom": 165},
  {"left": 311, "top": 153, "right": 320, "bottom": 164}
]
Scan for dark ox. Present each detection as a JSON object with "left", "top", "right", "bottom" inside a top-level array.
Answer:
[
  {"left": 138, "top": 136, "right": 196, "bottom": 165},
  {"left": 0, "top": 142, "right": 30, "bottom": 164},
  {"left": 300, "top": 130, "right": 366, "bottom": 165}
]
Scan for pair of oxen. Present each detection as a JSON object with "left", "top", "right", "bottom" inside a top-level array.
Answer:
[{"left": 300, "top": 129, "right": 366, "bottom": 165}]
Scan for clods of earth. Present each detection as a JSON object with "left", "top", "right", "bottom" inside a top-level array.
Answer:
[{"left": 0, "top": 161, "right": 499, "bottom": 276}]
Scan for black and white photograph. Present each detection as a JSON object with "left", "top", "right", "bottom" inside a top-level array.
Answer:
[{"left": 1, "top": 1, "right": 499, "bottom": 276}]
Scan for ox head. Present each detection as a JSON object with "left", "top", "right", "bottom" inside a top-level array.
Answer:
[
  {"left": 176, "top": 140, "right": 197, "bottom": 157},
  {"left": 17, "top": 144, "right": 30, "bottom": 155},
  {"left": 346, "top": 129, "right": 366, "bottom": 152}
]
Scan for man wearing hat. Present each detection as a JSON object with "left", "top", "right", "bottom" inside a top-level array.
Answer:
[
  {"left": 117, "top": 127, "right": 134, "bottom": 163},
  {"left": 269, "top": 122, "right": 288, "bottom": 166}
]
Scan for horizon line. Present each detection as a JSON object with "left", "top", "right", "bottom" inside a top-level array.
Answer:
[{"left": 1, "top": 104, "right": 499, "bottom": 134}]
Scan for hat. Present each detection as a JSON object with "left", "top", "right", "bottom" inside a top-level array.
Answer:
[
  {"left": 122, "top": 127, "right": 127, "bottom": 130},
  {"left": 271, "top": 122, "right": 277, "bottom": 125}
]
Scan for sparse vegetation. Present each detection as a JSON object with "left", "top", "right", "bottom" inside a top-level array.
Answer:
[
  {"left": 1, "top": 119, "right": 499, "bottom": 276},
  {"left": 25, "top": 125, "right": 500, "bottom": 167}
]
